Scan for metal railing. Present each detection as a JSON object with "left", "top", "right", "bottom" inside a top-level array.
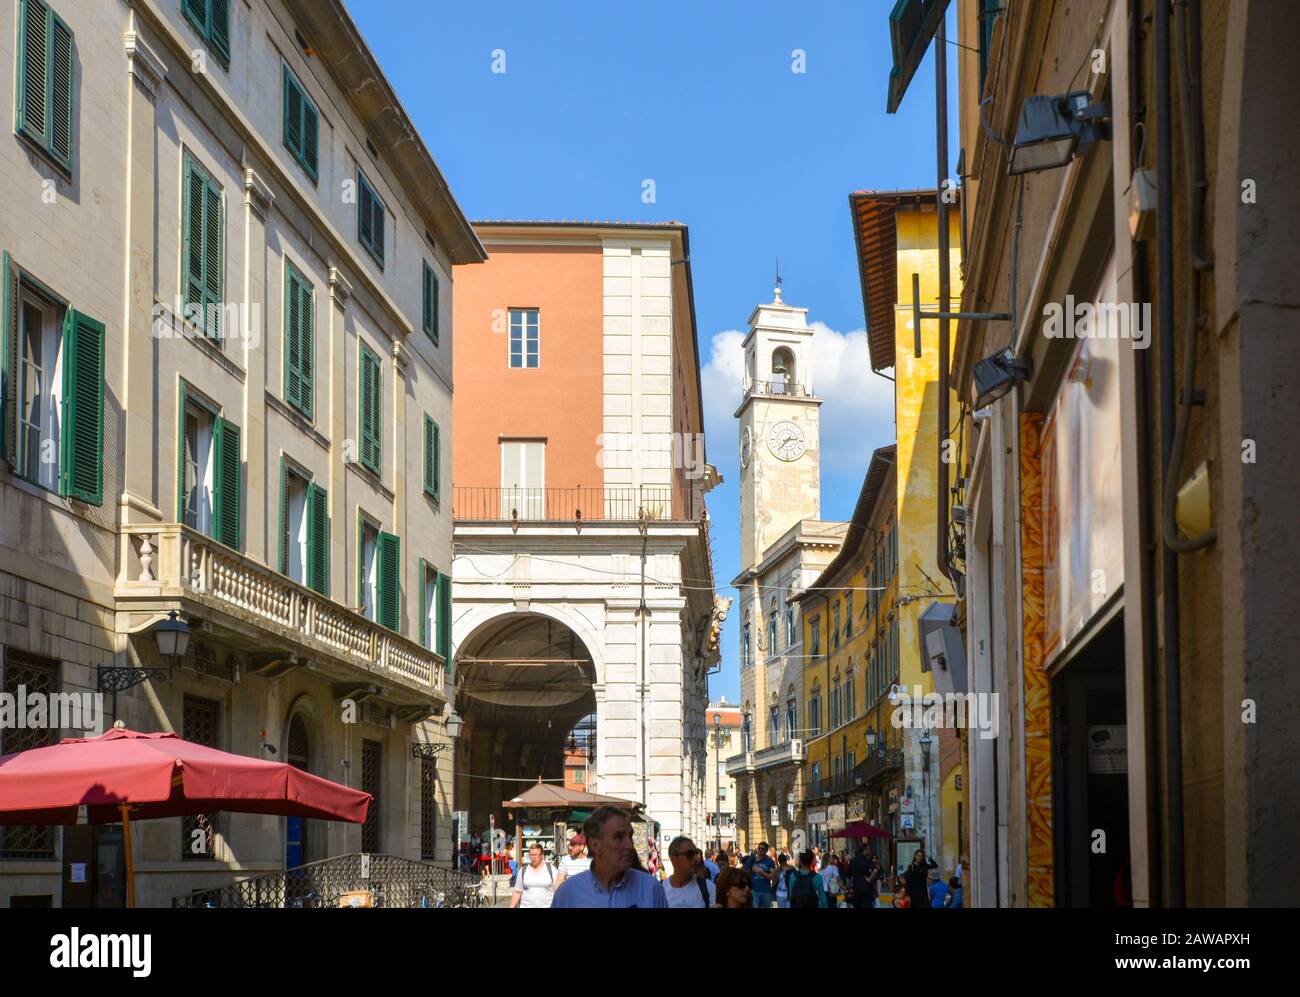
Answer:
[
  {"left": 746, "top": 379, "right": 812, "bottom": 398},
  {"left": 453, "top": 485, "right": 681, "bottom": 522},
  {"left": 171, "top": 853, "right": 482, "bottom": 908},
  {"left": 855, "top": 747, "right": 904, "bottom": 786}
]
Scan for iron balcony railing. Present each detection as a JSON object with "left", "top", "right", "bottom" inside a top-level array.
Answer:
[
  {"left": 171, "top": 852, "right": 482, "bottom": 908},
  {"left": 745, "top": 379, "right": 812, "bottom": 398},
  {"left": 453, "top": 485, "right": 686, "bottom": 522},
  {"left": 855, "top": 746, "right": 905, "bottom": 785}
]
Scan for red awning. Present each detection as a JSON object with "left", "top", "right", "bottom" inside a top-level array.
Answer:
[
  {"left": 831, "top": 821, "right": 893, "bottom": 840},
  {"left": 0, "top": 726, "right": 370, "bottom": 825}
]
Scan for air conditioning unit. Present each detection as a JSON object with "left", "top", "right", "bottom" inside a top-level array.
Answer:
[{"left": 791, "top": 739, "right": 803, "bottom": 753}]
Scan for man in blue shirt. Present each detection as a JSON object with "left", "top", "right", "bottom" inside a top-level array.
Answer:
[
  {"left": 551, "top": 806, "right": 669, "bottom": 908},
  {"left": 928, "top": 871, "right": 950, "bottom": 907},
  {"left": 748, "top": 842, "right": 777, "bottom": 908}
]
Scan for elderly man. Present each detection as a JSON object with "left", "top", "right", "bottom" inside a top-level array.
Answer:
[
  {"left": 661, "top": 836, "right": 715, "bottom": 908},
  {"left": 551, "top": 806, "right": 669, "bottom": 908}
]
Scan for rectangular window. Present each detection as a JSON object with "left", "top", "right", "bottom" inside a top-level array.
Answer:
[
  {"left": 767, "top": 611, "right": 778, "bottom": 658},
  {"left": 832, "top": 756, "right": 843, "bottom": 788},
  {"left": 786, "top": 700, "right": 796, "bottom": 740},
  {"left": 422, "top": 261, "right": 439, "bottom": 344},
  {"left": 358, "top": 342, "right": 381, "bottom": 474},
  {"left": 0, "top": 650, "right": 56, "bottom": 858},
  {"left": 786, "top": 605, "right": 795, "bottom": 647},
  {"left": 809, "top": 693, "right": 821, "bottom": 737},
  {"left": 573, "top": 769, "right": 583, "bottom": 785},
  {"left": 844, "top": 593, "right": 853, "bottom": 638},
  {"left": 769, "top": 705, "right": 780, "bottom": 747},
  {"left": 182, "top": 154, "right": 224, "bottom": 340},
  {"left": 508, "top": 308, "right": 539, "bottom": 368},
  {"left": 179, "top": 386, "right": 242, "bottom": 549},
  {"left": 182, "top": 0, "right": 231, "bottom": 67},
  {"left": 419, "top": 559, "right": 437, "bottom": 651},
  {"left": 809, "top": 617, "right": 820, "bottom": 658},
  {"left": 845, "top": 671, "right": 855, "bottom": 721},
  {"left": 15, "top": 0, "right": 74, "bottom": 172},
  {"left": 356, "top": 170, "right": 385, "bottom": 267},
  {"left": 423, "top": 414, "right": 440, "bottom": 500},
  {"left": 437, "top": 570, "right": 452, "bottom": 665},
  {"left": 282, "top": 64, "right": 318, "bottom": 182},
  {"left": 280, "top": 460, "right": 309, "bottom": 584},
  {"left": 499, "top": 439, "right": 544, "bottom": 518},
  {"left": 5, "top": 257, "right": 103, "bottom": 503},
  {"left": 832, "top": 602, "right": 841, "bottom": 649},
  {"left": 830, "top": 683, "right": 841, "bottom": 730},
  {"left": 811, "top": 762, "right": 822, "bottom": 797},
  {"left": 419, "top": 756, "right": 436, "bottom": 861},
  {"left": 361, "top": 738, "right": 381, "bottom": 853},
  {"left": 358, "top": 516, "right": 379, "bottom": 622},
  {"left": 283, "top": 262, "right": 313, "bottom": 417},
  {"left": 740, "top": 623, "right": 751, "bottom": 670},
  {"left": 181, "top": 695, "right": 221, "bottom": 860}
]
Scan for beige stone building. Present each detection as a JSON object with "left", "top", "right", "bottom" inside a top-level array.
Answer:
[
  {"left": 727, "top": 288, "right": 845, "bottom": 852},
  {"left": 0, "top": 0, "right": 483, "bottom": 906},
  {"left": 703, "top": 699, "right": 740, "bottom": 849}
]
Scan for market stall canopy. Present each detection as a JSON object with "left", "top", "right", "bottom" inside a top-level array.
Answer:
[
  {"left": 0, "top": 726, "right": 371, "bottom": 824},
  {"left": 503, "top": 779, "right": 638, "bottom": 812}
]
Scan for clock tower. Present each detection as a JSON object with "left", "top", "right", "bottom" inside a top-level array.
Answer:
[{"left": 735, "top": 286, "right": 824, "bottom": 571}]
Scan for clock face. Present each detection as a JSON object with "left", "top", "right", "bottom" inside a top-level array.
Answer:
[
  {"left": 740, "top": 427, "right": 753, "bottom": 468},
  {"left": 768, "top": 421, "right": 806, "bottom": 461}
]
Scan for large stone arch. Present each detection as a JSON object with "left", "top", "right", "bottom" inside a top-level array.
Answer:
[{"left": 453, "top": 601, "right": 607, "bottom": 688}]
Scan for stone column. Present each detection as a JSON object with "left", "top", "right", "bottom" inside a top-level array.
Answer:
[
  {"left": 327, "top": 269, "right": 352, "bottom": 600},
  {"left": 646, "top": 598, "right": 686, "bottom": 844},
  {"left": 600, "top": 601, "right": 642, "bottom": 803},
  {"left": 120, "top": 30, "right": 165, "bottom": 527},
  {"left": 241, "top": 169, "right": 272, "bottom": 563}
]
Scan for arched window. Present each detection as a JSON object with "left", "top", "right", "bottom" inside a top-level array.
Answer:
[
  {"left": 771, "top": 347, "right": 796, "bottom": 394},
  {"left": 742, "top": 611, "right": 752, "bottom": 669},
  {"left": 767, "top": 598, "right": 779, "bottom": 657}
]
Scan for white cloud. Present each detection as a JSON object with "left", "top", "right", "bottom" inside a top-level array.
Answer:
[{"left": 700, "top": 322, "right": 896, "bottom": 473}]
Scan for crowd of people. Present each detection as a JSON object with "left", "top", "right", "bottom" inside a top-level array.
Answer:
[{"left": 500, "top": 804, "right": 966, "bottom": 909}]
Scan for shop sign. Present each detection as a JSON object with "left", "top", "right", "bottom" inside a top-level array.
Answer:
[
  {"left": 901, "top": 814, "right": 915, "bottom": 830},
  {"left": 770, "top": 806, "right": 780, "bottom": 827},
  {"left": 806, "top": 809, "right": 827, "bottom": 824},
  {"left": 848, "top": 795, "right": 866, "bottom": 822},
  {"left": 827, "top": 804, "right": 846, "bottom": 827}
]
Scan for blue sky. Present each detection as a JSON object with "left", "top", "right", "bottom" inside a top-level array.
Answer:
[{"left": 348, "top": 0, "right": 959, "bottom": 703}]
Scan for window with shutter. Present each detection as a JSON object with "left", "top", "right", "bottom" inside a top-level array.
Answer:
[
  {"left": 212, "top": 416, "right": 241, "bottom": 550},
  {"left": 376, "top": 531, "right": 400, "bottom": 632},
  {"left": 419, "top": 560, "right": 437, "bottom": 650},
  {"left": 16, "top": 0, "right": 73, "bottom": 173},
  {"left": 182, "top": 155, "right": 223, "bottom": 340},
  {"left": 283, "top": 262, "right": 313, "bottom": 417},
  {"left": 59, "top": 309, "right": 103, "bottom": 504},
  {"left": 306, "top": 482, "right": 328, "bottom": 596},
  {"left": 422, "top": 261, "right": 439, "bottom": 344},
  {"left": 282, "top": 64, "right": 319, "bottom": 182},
  {"left": 356, "top": 171, "right": 385, "bottom": 267},
  {"left": 183, "top": 0, "right": 230, "bottom": 69},
  {"left": 279, "top": 459, "right": 310, "bottom": 583},
  {"left": 423, "top": 414, "right": 440, "bottom": 500},
  {"left": 436, "top": 571, "right": 452, "bottom": 666},
  {"left": 358, "top": 343, "right": 381, "bottom": 474}
]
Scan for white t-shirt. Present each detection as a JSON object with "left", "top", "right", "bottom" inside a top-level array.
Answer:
[
  {"left": 514, "top": 862, "right": 558, "bottom": 908},
  {"left": 558, "top": 854, "right": 591, "bottom": 878},
  {"left": 662, "top": 876, "right": 716, "bottom": 908}
]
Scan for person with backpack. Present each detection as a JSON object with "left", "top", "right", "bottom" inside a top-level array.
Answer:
[
  {"left": 661, "top": 836, "right": 716, "bottom": 908},
  {"left": 773, "top": 853, "right": 793, "bottom": 908},
  {"left": 820, "top": 852, "right": 846, "bottom": 908},
  {"left": 788, "top": 850, "right": 828, "bottom": 909},
  {"left": 509, "top": 842, "right": 558, "bottom": 908},
  {"left": 746, "top": 842, "right": 777, "bottom": 908}
]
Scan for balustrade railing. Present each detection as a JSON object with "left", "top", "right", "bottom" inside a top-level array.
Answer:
[
  {"left": 118, "top": 524, "right": 445, "bottom": 695},
  {"left": 453, "top": 485, "right": 681, "bottom": 522}
]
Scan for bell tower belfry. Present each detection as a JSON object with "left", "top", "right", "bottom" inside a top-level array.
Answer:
[{"left": 735, "top": 287, "right": 823, "bottom": 572}]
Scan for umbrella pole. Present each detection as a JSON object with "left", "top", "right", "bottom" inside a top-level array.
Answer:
[{"left": 119, "top": 804, "right": 136, "bottom": 909}]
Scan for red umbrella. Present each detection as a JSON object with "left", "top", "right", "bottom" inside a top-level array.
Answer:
[
  {"left": 0, "top": 723, "right": 371, "bottom": 906},
  {"left": 831, "top": 821, "right": 893, "bottom": 840}
]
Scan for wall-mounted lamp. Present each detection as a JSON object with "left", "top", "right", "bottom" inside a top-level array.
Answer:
[
  {"left": 1008, "top": 91, "right": 1111, "bottom": 176},
  {"left": 973, "top": 348, "right": 1033, "bottom": 410}
]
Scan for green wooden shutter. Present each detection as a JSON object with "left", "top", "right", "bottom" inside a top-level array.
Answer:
[
  {"left": 283, "top": 66, "right": 302, "bottom": 164},
  {"left": 422, "top": 414, "right": 435, "bottom": 496},
  {"left": 49, "top": 12, "right": 72, "bottom": 170},
  {"left": 183, "top": 0, "right": 207, "bottom": 33},
  {"left": 278, "top": 456, "right": 289, "bottom": 573},
  {"left": 302, "top": 101, "right": 318, "bottom": 180},
  {"left": 371, "top": 191, "right": 385, "bottom": 266},
  {"left": 284, "top": 267, "right": 301, "bottom": 410},
  {"left": 212, "top": 417, "right": 241, "bottom": 549},
  {"left": 436, "top": 571, "right": 452, "bottom": 664},
  {"left": 429, "top": 267, "right": 439, "bottom": 345},
  {"left": 203, "top": 177, "right": 223, "bottom": 338},
  {"left": 176, "top": 381, "right": 188, "bottom": 520},
  {"left": 432, "top": 421, "right": 441, "bottom": 501},
  {"left": 182, "top": 160, "right": 207, "bottom": 331},
  {"left": 357, "top": 175, "right": 373, "bottom": 251},
  {"left": 421, "top": 262, "right": 433, "bottom": 339},
  {"left": 306, "top": 482, "right": 329, "bottom": 595},
  {"left": 16, "top": 0, "right": 49, "bottom": 149},
  {"left": 209, "top": 0, "right": 231, "bottom": 64},
  {"left": 376, "top": 531, "right": 400, "bottom": 632},
  {"left": 298, "top": 276, "right": 313, "bottom": 416},
  {"left": 359, "top": 345, "right": 381, "bottom": 473},
  {"left": 2, "top": 253, "right": 19, "bottom": 469},
  {"left": 59, "top": 309, "right": 105, "bottom": 505},
  {"left": 283, "top": 66, "right": 318, "bottom": 181}
]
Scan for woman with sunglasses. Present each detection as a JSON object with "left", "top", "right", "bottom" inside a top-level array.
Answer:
[{"left": 715, "top": 866, "right": 754, "bottom": 908}]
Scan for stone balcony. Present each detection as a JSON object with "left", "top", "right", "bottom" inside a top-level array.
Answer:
[
  {"left": 724, "top": 738, "right": 804, "bottom": 776},
  {"left": 114, "top": 524, "right": 448, "bottom": 708}
]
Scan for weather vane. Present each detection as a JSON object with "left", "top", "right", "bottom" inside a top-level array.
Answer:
[{"left": 775, "top": 257, "right": 782, "bottom": 287}]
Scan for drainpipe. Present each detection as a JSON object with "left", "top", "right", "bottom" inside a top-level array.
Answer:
[
  {"left": 935, "top": 17, "right": 960, "bottom": 588},
  {"left": 639, "top": 507, "right": 649, "bottom": 817},
  {"left": 1155, "top": 0, "right": 1186, "bottom": 907}
]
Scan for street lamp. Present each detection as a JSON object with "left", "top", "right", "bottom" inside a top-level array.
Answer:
[
  {"left": 98, "top": 610, "right": 190, "bottom": 717},
  {"left": 410, "top": 706, "right": 464, "bottom": 758},
  {"left": 918, "top": 729, "right": 934, "bottom": 852}
]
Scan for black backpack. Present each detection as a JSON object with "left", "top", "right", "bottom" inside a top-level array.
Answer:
[{"left": 790, "top": 871, "right": 819, "bottom": 909}]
